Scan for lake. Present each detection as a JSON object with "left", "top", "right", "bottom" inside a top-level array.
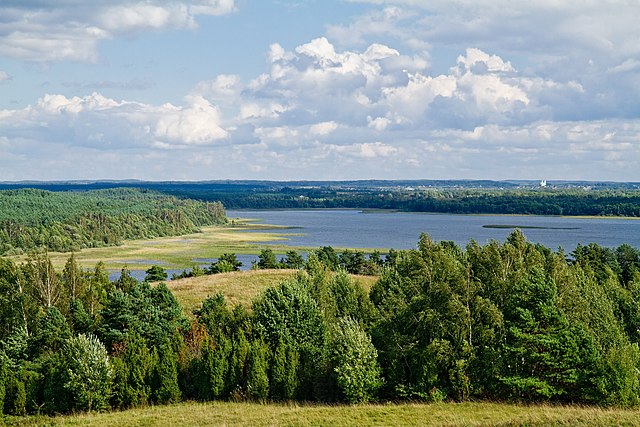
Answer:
[
  {"left": 110, "top": 210, "right": 639, "bottom": 282},
  {"left": 228, "top": 209, "right": 640, "bottom": 251}
]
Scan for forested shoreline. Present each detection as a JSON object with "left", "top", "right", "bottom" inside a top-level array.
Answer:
[
  {"left": 0, "top": 188, "right": 227, "bottom": 256},
  {"left": 4, "top": 181, "right": 640, "bottom": 217},
  {"left": 2, "top": 233, "right": 640, "bottom": 416},
  {"left": 198, "top": 188, "right": 640, "bottom": 217}
]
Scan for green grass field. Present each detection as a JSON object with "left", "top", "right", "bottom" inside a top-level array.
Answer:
[{"left": 5, "top": 401, "right": 640, "bottom": 426}]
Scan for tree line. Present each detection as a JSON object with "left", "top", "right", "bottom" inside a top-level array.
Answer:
[
  {"left": 170, "top": 247, "right": 390, "bottom": 280},
  {"left": 2, "top": 233, "right": 640, "bottom": 416},
  {"left": 0, "top": 188, "right": 227, "bottom": 256},
  {"left": 183, "top": 187, "right": 640, "bottom": 217}
]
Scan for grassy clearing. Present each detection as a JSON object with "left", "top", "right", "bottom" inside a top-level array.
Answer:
[
  {"left": 167, "top": 270, "right": 379, "bottom": 314},
  {"left": 6, "top": 401, "right": 640, "bottom": 427},
  {"left": 168, "top": 269, "right": 298, "bottom": 313}
]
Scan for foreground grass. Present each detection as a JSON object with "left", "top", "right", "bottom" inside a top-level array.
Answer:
[
  {"left": 6, "top": 401, "right": 640, "bottom": 427},
  {"left": 168, "top": 269, "right": 379, "bottom": 313}
]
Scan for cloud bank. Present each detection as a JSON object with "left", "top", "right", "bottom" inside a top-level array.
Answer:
[{"left": 0, "top": 1, "right": 638, "bottom": 181}]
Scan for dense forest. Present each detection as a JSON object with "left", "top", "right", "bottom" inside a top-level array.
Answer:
[
  {"left": 188, "top": 188, "right": 640, "bottom": 217},
  {"left": 2, "top": 181, "right": 640, "bottom": 217},
  {"left": 0, "top": 188, "right": 227, "bottom": 255},
  {"left": 2, "top": 233, "right": 640, "bottom": 416}
]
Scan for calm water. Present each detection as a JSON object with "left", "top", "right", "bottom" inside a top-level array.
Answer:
[
  {"left": 228, "top": 209, "right": 640, "bottom": 251},
  {"left": 110, "top": 210, "right": 639, "bottom": 281},
  {"left": 108, "top": 253, "right": 285, "bottom": 282}
]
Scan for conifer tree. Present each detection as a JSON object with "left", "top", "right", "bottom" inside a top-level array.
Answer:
[
  {"left": 247, "top": 338, "right": 270, "bottom": 401},
  {"left": 152, "top": 342, "right": 181, "bottom": 404}
]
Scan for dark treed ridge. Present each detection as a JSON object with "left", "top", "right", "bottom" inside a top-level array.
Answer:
[{"left": 0, "top": 188, "right": 227, "bottom": 255}]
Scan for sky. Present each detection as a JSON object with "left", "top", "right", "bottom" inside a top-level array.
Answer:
[{"left": 0, "top": 0, "right": 639, "bottom": 182}]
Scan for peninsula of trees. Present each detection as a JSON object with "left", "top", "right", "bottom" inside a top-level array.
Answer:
[{"left": 0, "top": 188, "right": 226, "bottom": 256}]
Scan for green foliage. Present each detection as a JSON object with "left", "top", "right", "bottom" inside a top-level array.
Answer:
[
  {"left": 315, "top": 246, "right": 340, "bottom": 270},
  {"left": 69, "top": 299, "right": 93, "bottom": 334},
  {"left": 0, "top": 351, "right": 6, "bottom": 414},
  {"left": 257, "top": 248, "right": 279, "bottom": 269},
  {"left": 62, "top": 253, "right": 85, "bottom": 305},
  {"left": 369, "top": 231, "right": 640, "bottom": 406},
  {"left": 247, "top": 339, "right": 270, "bottom": 401},
  {"left": 339, "top": 250, "right": 367, "bottom": 274},
  {"left": 113, "top": 267, "right": 138, "bottom": 293},
  {"left": 0, "top": 188, "right": 227, "bottom": 255},
  {"left": 328, "top": 272, "right": 378, "bottom": 329},
  {"left": 195, "top": 184, "right": 640, "bottom": 217},
  {"left": 228, "top": 331, "right": 251, "bottom": 398},
  {"left": 41, "top": 352, "right": 72, "bottom": 414},
  {"left": 282, "top": 250, "right": 305, "bottom": 269},
  {"left": 252, "top": 279, "right": 326, "bottom": 354},
  {"left": 98, "top": 281, "right": 188, "bottom": 350},
  {"left": 64, "top": 334, "right": 113, "bottom": 412},
  {"left": 4, "top": 230, "right": 640, "bottom": 414},
  {"left": 208, "top": 253, "right": 242, "bottom": 274},
  {"left": 111, "top": 334, "right": 156, "bottom": 409},
  {"left": 200, "top": 336, "right": 231, "bottom": 400},
  {"left": 144, "top": 265, "right": 168, "bottom": 282},
  {"left": 0, "top": 258, "right": 32, "bottom": 341},
  {"left": 208, "top": 260, "right": 234, "bottom": 274},
  {"left": 31, "top": 306, "right": 72, "bottom": 356},
  {"left": 24, "top": 253, "right": 61, "bottom": 309},
  {"left": 329, "top": 317, "right": 382, "bottom": 403},
  {"left": 599, "top": 343, "right": 640, "bottom": 407},
  {"left": 4, "top": 373, "right": 27, "bottom": 416},
  {"left": 270, "top": 338, "right": 299, "bottom": 401},
  {"left": 152, "top": 343, "right": 181, "bottom": 404},
  {"left": 2, "top": 328, "right": 29, "bottom": 372},
  {"left": 499, "top": 268, "right": 599, "bottom": 401}
]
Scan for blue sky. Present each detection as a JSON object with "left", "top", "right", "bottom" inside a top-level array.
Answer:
[{"left": 1, "top": 0, "right": 639, "bottom": 181}]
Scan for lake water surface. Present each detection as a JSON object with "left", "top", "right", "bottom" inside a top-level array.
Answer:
[
  {"left": 110, "top": 210, "right": 639, "bottom": 282},
  {"left": 228, "top": 209, "right": 640, "bottom": 251}
]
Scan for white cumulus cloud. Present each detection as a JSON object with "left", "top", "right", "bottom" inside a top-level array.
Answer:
[
  {"left": 0, "top": 0, "right": 236, "bottom": 62},
  {"left": 0, "top": 92, "right": 227, "bottom": 151}
]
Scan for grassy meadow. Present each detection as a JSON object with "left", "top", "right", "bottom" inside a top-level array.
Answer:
[
  {"left": 167, "top": 269, "right": 379, "bottom": 314},
  {"left": 5, "top": 401, "right": 640, "bottom": 426}
]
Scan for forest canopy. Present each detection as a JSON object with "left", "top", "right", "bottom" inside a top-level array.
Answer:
[
  {"left": 2, "top": 233, "right": 640, "bottom": 415},
  {"left": 0, "top": 188, "right": 227, "bottom": 255},
  {"left": 2, "top": 181, "right": 640, "bottom": 217}
]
